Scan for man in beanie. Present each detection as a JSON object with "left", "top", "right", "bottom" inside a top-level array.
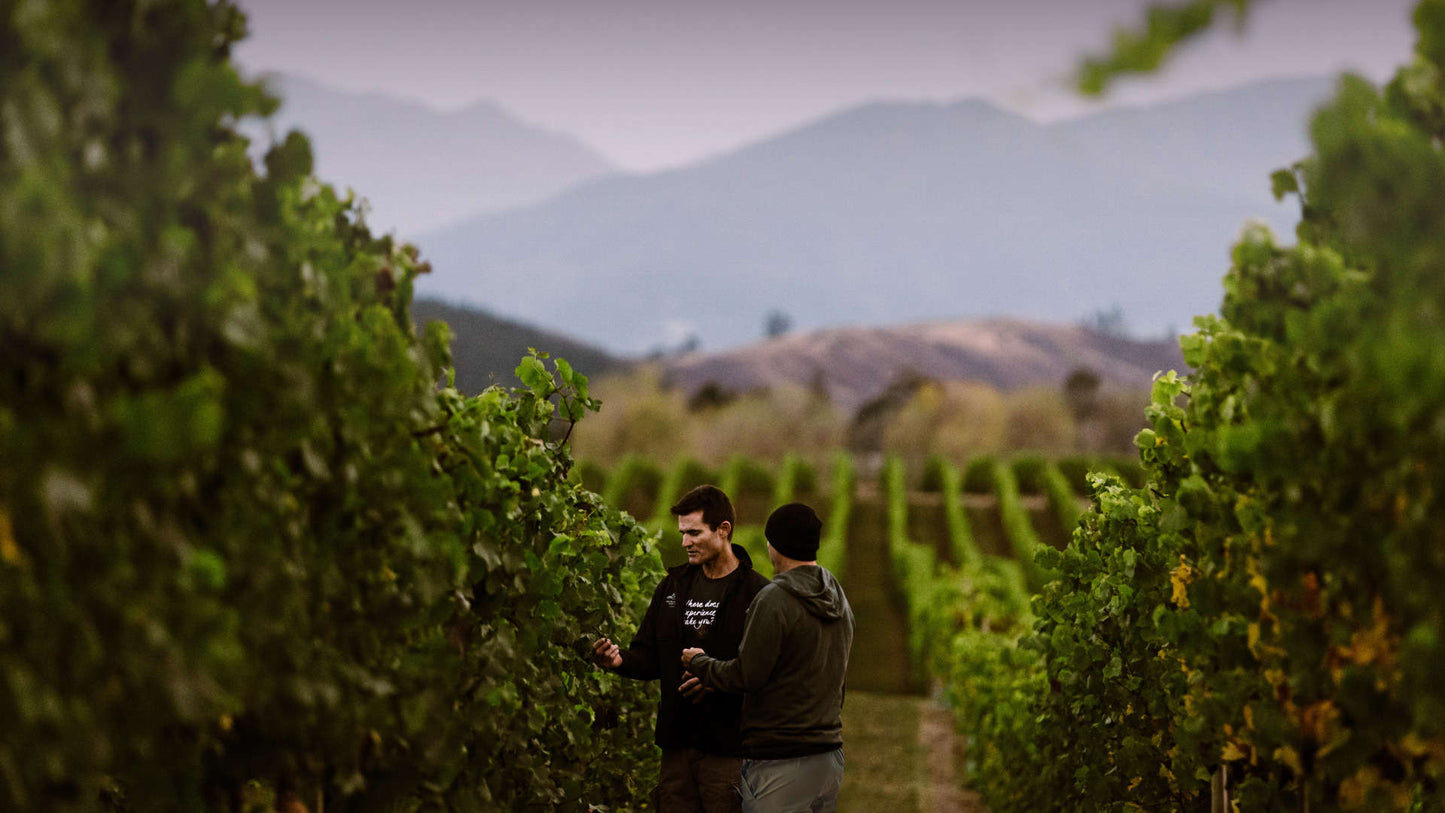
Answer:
[
  {"left": 592, "top": 484, "right": 770, "bottom": 812},
  {"left": 681, "top": 503, "right": 854, "bottom": 812}
]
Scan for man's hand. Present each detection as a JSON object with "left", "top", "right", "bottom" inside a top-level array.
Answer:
[
  {"left": 679, "top": 671, "right": 713, "bottom": 703},
  {"left": 681, "top": 647, "right": 704, "bottom": 671},
  {"left": 592, "top": 637, "right": 623, "bottom": 670}
]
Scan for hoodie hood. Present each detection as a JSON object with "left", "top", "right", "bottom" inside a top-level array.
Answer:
[{"left": 772, "top": 565, "right": 848, "bottom": 621}]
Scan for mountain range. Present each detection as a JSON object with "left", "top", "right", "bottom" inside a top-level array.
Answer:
[
  {"left": 410, "top": 76, "right": 1334, "bottom": 355},
  {"left": 411, "top": 296, "right": 1182, "bottom": 416},
  {"left": 256, "top": 75, "right": 616, "bottom": 236},
  {"left": 410, "top": 298, "right": 618, "bottom": 393},
  {"left": 656, "top": 317, "right": 1184, "bottom": 416}
]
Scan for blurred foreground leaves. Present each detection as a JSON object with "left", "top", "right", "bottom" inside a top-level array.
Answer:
[{"left": 0, "top": 1, "right": 661, "bottom": 809}]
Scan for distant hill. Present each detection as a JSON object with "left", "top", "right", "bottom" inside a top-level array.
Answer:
[
  {"left": 414, "top": 76, "right": 1334, "bottom": 354},
  {"left": 256, "top": 75, "right": 618, "bottom": 236},
  {"left": 410, "top": 298, "right": 618, "bottom": 394},
  {"left": 657, "top": 318, "right": 1186, "bottom": 416}
]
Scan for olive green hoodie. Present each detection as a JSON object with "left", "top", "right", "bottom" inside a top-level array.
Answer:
[{"left": 690, "top": 564, "right": 854, "bottom": 759}]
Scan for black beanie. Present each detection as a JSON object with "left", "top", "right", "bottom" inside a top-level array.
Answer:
[{"left": 765, "top": 503, "right": 822, "bottom": 562}]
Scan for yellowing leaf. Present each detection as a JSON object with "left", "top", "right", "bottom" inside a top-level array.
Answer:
[
  {"left": 1170, "top": 555, "right": 1197, "bottom": 608},
  {"left": 1221, "top": 741, "right": 1247, "bottom": 761},
  {"left": 0, "top": 509, "right": 23, "bottom": 568},
  {"left": 1246, "top": 554, "right": 1268, "bottom": 596},
  {"left": 1398, "top": 733, "right": 1445, "bottom": 766},
  {"left": 1348, "top": 597, "right": 1395, "bottom": 668},
  {"left": 1274, "top": 745, "right": 1303, "bottom": 775}
]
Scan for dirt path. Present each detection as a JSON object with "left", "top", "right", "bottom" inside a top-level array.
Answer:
[
  {"left": 838, "top": 690, "right": 987, "bottom": 813},
  {"left": 919, "top": 693, "right": 987, "bottom": 813}
]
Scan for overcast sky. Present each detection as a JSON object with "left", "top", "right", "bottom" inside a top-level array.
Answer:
[{"left": 234, "top": 0, "right": 1418, "bottom": 172}]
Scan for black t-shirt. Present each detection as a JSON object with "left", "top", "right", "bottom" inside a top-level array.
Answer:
[
  {"left": 677, "top": 567, "right": 743, "bottom": 741},
  {"left": 682, "top": 568, "right": 739, "bottom": 648}
]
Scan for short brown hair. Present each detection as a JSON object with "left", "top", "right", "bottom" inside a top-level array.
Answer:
[{"left": 670, "top": 484, "right": 735, "bottom": 536}]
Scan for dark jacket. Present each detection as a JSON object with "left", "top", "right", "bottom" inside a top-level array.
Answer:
[
  {"left": 614, "top": 543, "right": 770, "bottom": 756},
  {"left": 690, "top": 565, "right": 854, "bottom": 759}
]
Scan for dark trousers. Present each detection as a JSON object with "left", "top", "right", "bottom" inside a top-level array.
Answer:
[{"left": 657, "top": 747, "right": 743, "bottom": 813}]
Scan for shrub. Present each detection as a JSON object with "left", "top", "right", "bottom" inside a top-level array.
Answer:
[
  {"left": 0, "top": 4, "right": 663, "bottom": 808},
  {"left": 817, "top": 452, "right": 854, "bottom": 579},
  {"left": 920, "top": 453, "right": 950, "bottom": 493},
  {"left": 1099, "top": 454, "right": 1145, "bottom": 488},
  {"left": 1009, "top": 454, "right": 1049, "bottom": 495},
  {"left": 568, "top": 366, "right": 690, "bottom": 467},
  {"left": 1002, "top": 387, "right": 1075, "bottom": 452},
  {"left": 959, "top": 6, "right": 1445, "bottom": 808},
  {"left": 791, "top": 457, "right": 819, "bottom": 496},
  {"left": 602, "top": 454, "right": 665, "bottom": 522},
  {"left": 1053, "top": 455, "right": 1095, "bottom": 494},
  {"left": 990, "top": 461, "right": 1048, "bottom": 592},
  {"left": 731, "top": 456, "right": 775, "bottom": 497},
  {"left": 962, "top": 456, "right": 997, "bottom": 494},
  {"left": 576, "top": 458, "right": 609, "bottom": 494},
  {"left": 652, "top": 458, "right": 720, "bottom": 522},
  {"left": 882, "top": 381, "right": 1009, "bottom": 464},
  {"left": 1041, "top": 460, "right": 1083, "bottom": 535}
]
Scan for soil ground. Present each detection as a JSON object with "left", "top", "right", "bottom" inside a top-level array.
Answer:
[{"left": 839, "top": 691, "right": 987, "bottom": 813}]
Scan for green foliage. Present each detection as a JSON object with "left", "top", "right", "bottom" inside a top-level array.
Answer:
[
  {"left": 1010, "top": 468, "right": 1198, "bottom": 811},
  {"left": 962, "top": 456, "right": 997, "bottom": 494},
  {"left": 1053, "top": 455, "right": 1096, "bottom": 494},
  {"left": 991, "top": 461, "right": 1049, "bottom": 592},
  {"left": 942, "top": 628, "right": 1045, "bottom": 809},
  {"left": 960, "top": 4, "right": 1445, "bottom": 810},
  {"left": 1102, "top": 454, "right": 1146, "bottom": 489},
  {"left": 572, "top": 373, "right": 846, "bottom": 472},
  {"left": 882, "top": 456, "right": 1033, "bottom": 685},
  {"left": 600, "top": 453, "right": 664, "bottom": 521},
  {"left": 1077, "top": 0, "right": 1251, "bottom": 95},
  {"left": 774, "top": 450, "right": 809, "bottom": 508},
  {"left": 817, "top": 452, "right": 853, "bottom": 579},
  {"left": 0, "top": 2, "right": 662, "bottom": 808},
  {"left": 726, "top": 455, "right": 775, "bottom": 498},
  {"left": 733, "top": 525, "right": 771, "bottom": 580},
  {"left": 792, "top": 457, "right": 819, "bottom": 496},
  {"left": 677, "top": 459, "right": 720, "bottom": 496},
  {"left": 1041, "top": 460, "right": 1083, "bottom": 536},
  {"left": 919, "top": 453, "right": 949, "bottom": 493},
  {"left": 432, "top": 358, "right": 665, "bottom": 811},
  {"left": 577, "top": 458, "right": 609, "bottom": 494},
  {"left": 1010, "top": 454, "right": 1049, "bottom": 495},
  {"left": 650, "top": 457, "right": 719, "bottom": 527},
  {"left": 882, "top": 456, "right": 935, "bottom": 681},
  {"left": 933, "top": 457, "right": 979, "bottom": 569},
  {"left": 568, "top": 368, "right": 690, "bottom": 468},
  {"left": 716, "top": 456, "right": 743, "bottom": 508}
]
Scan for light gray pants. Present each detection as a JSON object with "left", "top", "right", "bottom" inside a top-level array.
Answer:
[{"left": 738, "top": 748, "right": 844, "bottom": 813}]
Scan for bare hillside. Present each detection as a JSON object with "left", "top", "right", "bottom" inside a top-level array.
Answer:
[{"left": 658, "top": 318, "right": 1186, "bottom": 415}]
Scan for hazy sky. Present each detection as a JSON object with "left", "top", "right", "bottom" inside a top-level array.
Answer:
[{"left": 234, "top": 0, "right": 1417, "bottom": 171}]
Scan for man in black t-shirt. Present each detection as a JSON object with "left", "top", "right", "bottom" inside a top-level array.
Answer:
[{"left": 593, "top": 485, "right": 770, "bottom": 812}]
